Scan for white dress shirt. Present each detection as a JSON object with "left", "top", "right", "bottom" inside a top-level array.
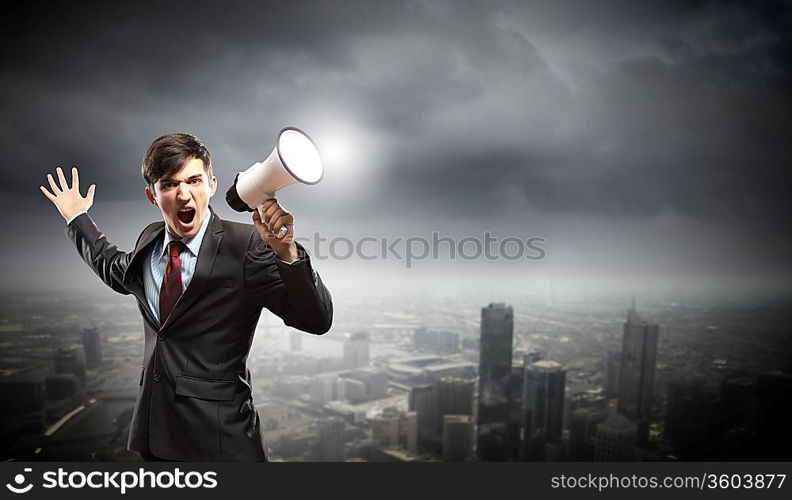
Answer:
[{"left": 143, "top": 208, "right": 212, "bottom": 324}]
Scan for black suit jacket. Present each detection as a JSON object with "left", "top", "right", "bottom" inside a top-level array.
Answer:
[{"left": 66, "top": 210, "right": 333, "bottom": 461}]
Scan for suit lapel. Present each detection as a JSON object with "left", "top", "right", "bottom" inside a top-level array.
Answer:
[
  {"left": 159, "top": 212, "right": 224, "bottom": 331},
  {"left": 123, "top": 222, "right": 165, "bottom": 327}
]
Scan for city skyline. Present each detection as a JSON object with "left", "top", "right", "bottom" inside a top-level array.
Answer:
[{"left": 2, "top": 286, "right": 789, "bottom": 461}]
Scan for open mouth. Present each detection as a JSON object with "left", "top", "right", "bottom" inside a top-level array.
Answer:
[{"left": 177, "top": 208, "right": 196, "bottom": 225}]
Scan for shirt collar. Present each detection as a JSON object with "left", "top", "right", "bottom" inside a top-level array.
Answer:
[{"left": 161, "top": 207, "right": 212, "bottom": 258}]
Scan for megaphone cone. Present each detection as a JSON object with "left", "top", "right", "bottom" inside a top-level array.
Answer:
[{"left": 226, "top": 127, "right": 324, "bottom": 212}]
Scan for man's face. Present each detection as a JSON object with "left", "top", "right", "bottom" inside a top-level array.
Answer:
[{"left": 145, "top": 157, "right": 217, "bottom": 238}]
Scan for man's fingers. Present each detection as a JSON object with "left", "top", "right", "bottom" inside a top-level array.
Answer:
[
  {"left": 47, "top": 174, "right": 61, "bottom": 194},
  {"left": 264, "top": 203, "right": 285, "bottom": 220},
  {"left": 252, "top": 214, "right": 265, "bottom": 231},
  {"left": 253, "top": 207, "right": 269, "bottom": 227},
  {"left": 264, "top": 208, "right": 287, "bottom": 227},
  {"left": 72, "top": 167, "right": 79, "bottom": 193},
  {"left": 253, "top": 203, "right": 293, "bottom": 241},
  {"left": 269, "top": 214, "right": 294, "bottom": 234},
  {"left": 252, "top": 210, "right": 273, "bottom": 236},
  {"left": 56, "top": 166, "right": 69, "bottom": 191},
  {"left": 264, "top": 205, "right": 288, "bottom": 227},
  {"left": 278, "top": 224, "right": 293, "bottom": 239},
  {"left": 260, "top": 198, "right": 278, "bottom": 212},
  {"left": 39, "top": 185, "right": 56, "bottom": 202},
  {"left": 86, "top": 184, "right": 96, "bottom": 203}
]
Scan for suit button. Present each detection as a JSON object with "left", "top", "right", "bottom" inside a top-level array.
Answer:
[
  {"left": 153, "top": 374, "right": 161, "bottom": 383},
  {"left": 157, "top": 334, "right": 164, "bottom": 341}
]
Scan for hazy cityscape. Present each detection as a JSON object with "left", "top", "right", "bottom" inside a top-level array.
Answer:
[
  {"left": 3, "top": 0, "right": 791, "bottom": 465},
  {"left": 1, "top": 285, "right": 789, "bottom": 462}
]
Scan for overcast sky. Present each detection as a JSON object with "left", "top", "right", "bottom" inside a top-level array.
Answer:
[{"left": 1, "top": 0, "right": 790, "bottom": 294}]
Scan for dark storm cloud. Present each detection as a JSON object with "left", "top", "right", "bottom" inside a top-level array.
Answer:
[
  {"left": 370, "top": 0, "right": 792, "bottom": 228},
  {"left": 1, "top": 0, "right": 505, "bottom": 198},
  {"left": 1, "top": 0, "right": 791, "bottom": 288}
]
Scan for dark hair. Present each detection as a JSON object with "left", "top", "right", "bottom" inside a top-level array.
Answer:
[{"left": 141, "top": 133, "right": 212, "bottom": 189}]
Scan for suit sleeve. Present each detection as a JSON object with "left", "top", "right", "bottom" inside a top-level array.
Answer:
[
  {"left": 243, "top": 232, "right": 333, "bottom": 335},
  {"left": 65, "top": 212, "right": 133, "bottom": 295}
]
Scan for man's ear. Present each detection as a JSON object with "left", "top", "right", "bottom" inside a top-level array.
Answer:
[
  {"left": 145, "top": 186, "right": 158, "bottom": 206},
  {"left": 208, "top": 175, "right": 217, "bottom": 197}
]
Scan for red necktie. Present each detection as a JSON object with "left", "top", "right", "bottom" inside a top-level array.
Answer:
[{"left": 159, "top": 240, "right": 186, "bottom": 324}]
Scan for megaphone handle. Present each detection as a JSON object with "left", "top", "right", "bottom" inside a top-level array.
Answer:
[{"left": 257, "top": 197, "right": 287, "bottom": 239}]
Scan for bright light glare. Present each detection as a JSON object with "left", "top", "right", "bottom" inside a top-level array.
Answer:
[
  {"left": 320, "top": 132, "right": 354, "bottom": 170},
  {"left": 278, "top": 129, "right": 323, "bottom": 184},
  {"left": 313, "top": 125, "right": 376, "bottom": 182}
]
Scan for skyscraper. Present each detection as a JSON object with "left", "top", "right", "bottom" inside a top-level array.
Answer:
[
  {"left": 343, "top": 331, "right": 370, "bottom": 369},
  {"left": 54, "top": 347, "right": 86, "bottom": 386},
  {"left": 81, "top": 328, "right": 102, "bottom": 369},
  {"left": 522, "top": 360, "right": 566, "bottom": 460},
  {"left": 665, "top": 377, "right": 714, "bottom": 458},
  {"left": 603, "top": 350, "right": 620, "bottom": 396},
  {"left": 665, "top": 377, "right": 707, "bottom": 443},
  {"left": 371, "top": 407, "right": 418, "bottom": 454},
  {"left": 371, "top": 411, "right": 400, "bottom": 447},
  {"left": 594, "top": 414, "right": 637, "bottom": 461},
  {"left": 437, "top": 377, "right": 474, "bottom": 423},
  {"left": 309, "top": 374, "right": 337, "bottom": 404},
  {"left": 617, "top": 301, "right": 658, "bottom": 443},
  {"left": 477, "top": 302, "right": 514, "bottom": 461},
  {"left": 414, "top": 328, "right": 460, "bottom": 354},
  {"left": 508, "top": 364, "right": 524, "bottom": 460},
  {"left": 409, "top": 383, "right": 439, "bottom": 450},
  {"left": 569, "top": 407, "right": 607, "bottom": 460},
  {"left": 317, "top": 417, "right": 346, "bottom": 461},
  {"left": 403, "top": 411, "right": 418, "bottom": 454},
  {"left": 443, "top": 415, "right": 474, "bottom": 462}
]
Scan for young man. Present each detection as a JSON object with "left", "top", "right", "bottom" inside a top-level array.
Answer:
[{"left": 40, "top": 133, "right": 333, "bottom": 461}]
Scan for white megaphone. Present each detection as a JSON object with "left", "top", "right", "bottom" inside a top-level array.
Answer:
[{"left": 226, "top": 127, "right": 323, "bottom": 236}]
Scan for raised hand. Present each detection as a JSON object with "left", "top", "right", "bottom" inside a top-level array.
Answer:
[{"left": 40, "top": 166, "right": 96, "bottom": 222}]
